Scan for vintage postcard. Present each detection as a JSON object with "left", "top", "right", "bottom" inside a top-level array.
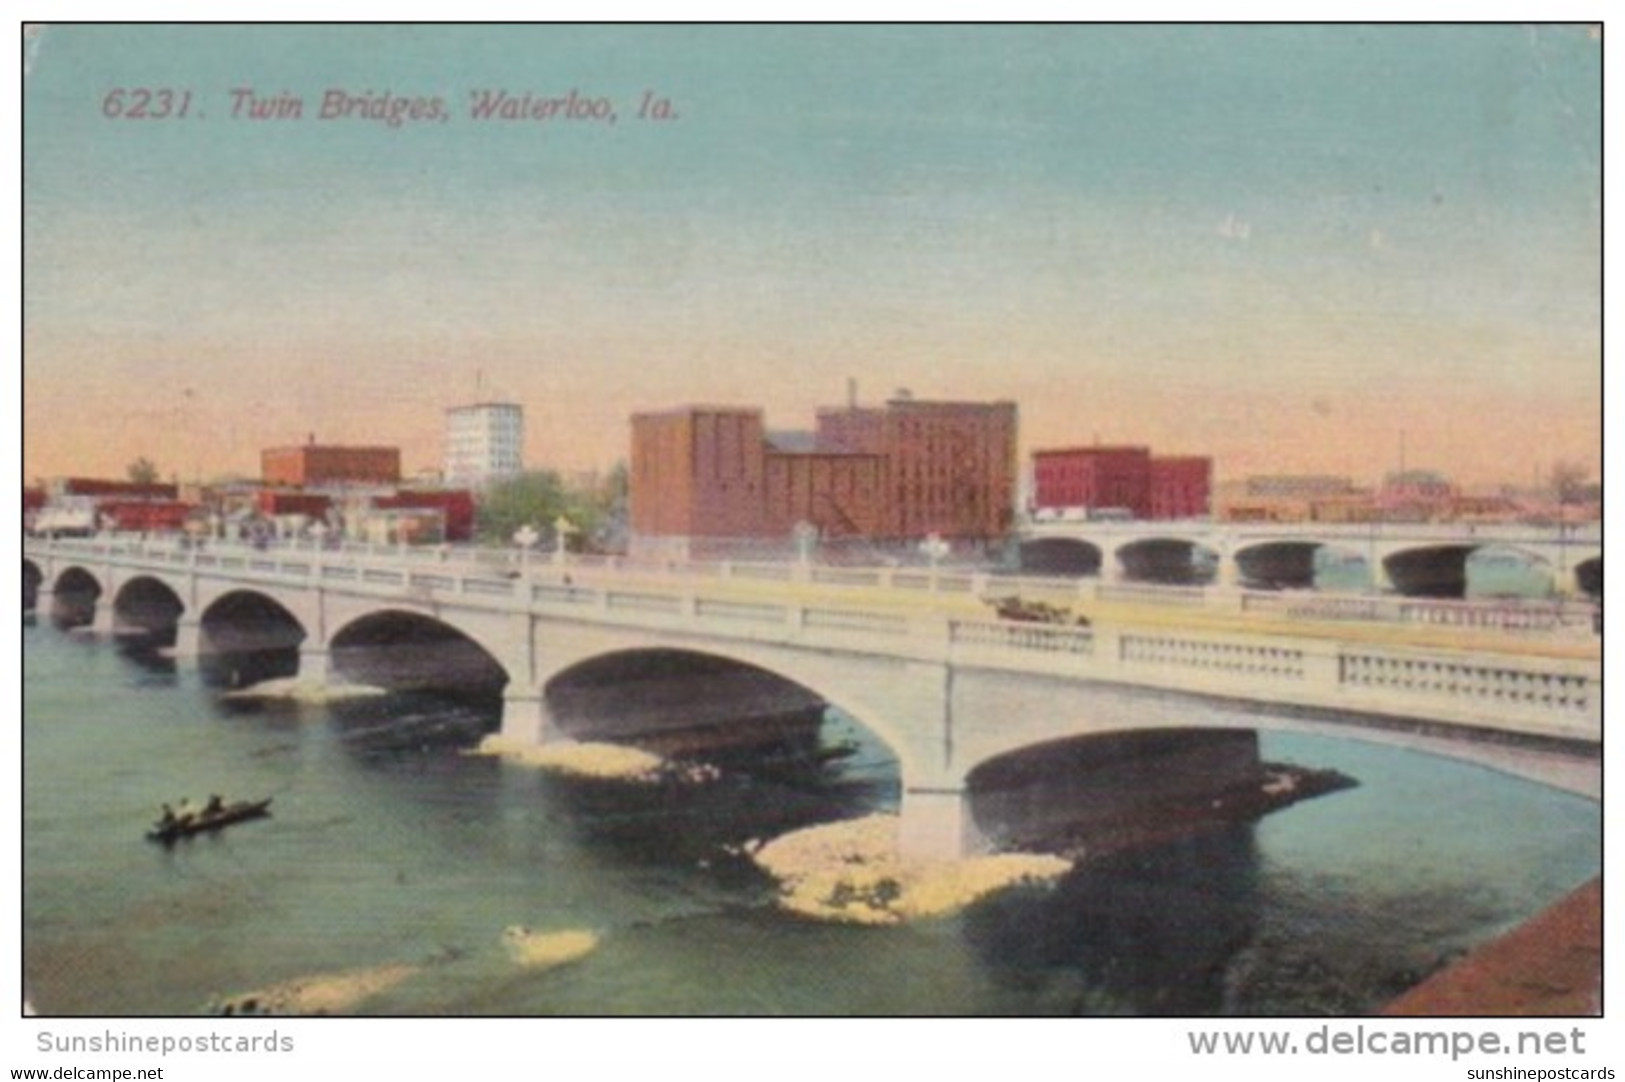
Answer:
[{"left": 20, "top": 22, "right": 1601, "bottom": 1036}]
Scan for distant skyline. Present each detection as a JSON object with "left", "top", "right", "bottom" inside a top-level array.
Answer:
[{"left": 24, "top": 25, "right": 1601, "bottom": 489}]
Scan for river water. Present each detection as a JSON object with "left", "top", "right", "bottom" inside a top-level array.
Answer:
[{"left": 22, "top": 617, "right": 1599, "bottom": 1017}]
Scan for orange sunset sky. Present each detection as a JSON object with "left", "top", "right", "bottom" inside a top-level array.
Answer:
[{"left": 24, "top": 25, "right": 1602, "bottom": 491}]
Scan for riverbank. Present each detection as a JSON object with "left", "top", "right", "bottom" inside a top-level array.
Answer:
[{"left": 1382, "top": 878, "right": 1600, "bottom": 1016}]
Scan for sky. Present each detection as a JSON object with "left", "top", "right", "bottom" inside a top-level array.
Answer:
[{"left": 22, "top": 24, "right": 1602, "bottom": 489}]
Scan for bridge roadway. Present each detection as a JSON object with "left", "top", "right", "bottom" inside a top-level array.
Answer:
[{"left": 25, "top": 536, "right": 1601, "bottom": 859}]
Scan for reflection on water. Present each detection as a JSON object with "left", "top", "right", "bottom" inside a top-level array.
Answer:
[{"left": 965, "top": 826, "right": 1261, "bottom": 1015}]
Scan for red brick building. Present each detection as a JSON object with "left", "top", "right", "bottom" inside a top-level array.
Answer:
[
  {"left": 54, "top": 478, "right": 179, "bottom": 501},
  {"left": 1149, "top": 456, "right": 1213, "bottom": 519},
  {"left": 261, "top": 444, "right": 401, "bottom": 488},
  {"left": 1033, "top": 446, "right": 1152, "bottom": 518},
  {"left": 631, "top": 408, "right": 768, "bottom": 541},
  {"left": 257, "top": 491, "right": 333, "bottom": 519},
  {"left": 1033, "top": 446, "right": 1212, "bottom": 521},
  {"left": 96, "top": 500, "right": 195, "bottom": 533},
  {"left": 761, "top": 451, "right": 888, "bottom": 539},
  {"left": 375, "top": 490, "right": 477, "bottom": 542},
  {"left": 815, "top": 396, "right": 1019, "bottom": 541},
  {"left": 631, "top": 396, "right": 1017, "bottom": 556}
]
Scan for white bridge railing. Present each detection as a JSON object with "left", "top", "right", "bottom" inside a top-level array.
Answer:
[
  {"left": 26, "top": 537, "right": 1601, "bottom": 744},
  {"left": 111, "top": 534, "right": 1600, "bottom": 635}
]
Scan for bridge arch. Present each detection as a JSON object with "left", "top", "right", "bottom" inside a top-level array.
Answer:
[
  {"left": 540, "top": 644, "right": 917, "bottom": 778},
  {"left": 1017, "top": 537, "right": 1102, "bottom": 577},
  {"left": 328, "top": 609, "right": 509, "bottom": 697},
  {"left": 963, "top": 727, "right": 1267, "bottom": 852},
  {"left": 1115, "top": 537, "right": 1218, "bottom": 586},
  {"left": 111, "top": 576, "right": 186, "bottom": 645},
  {"left": 1382, "top": 544, "right": 1477, "bottom": 598},
  {"left": 23, "top": 559, "right": 42, "bottom": 612},
  {"left": 198, "top": 589, "right": 309, "bottom": 687},
  {"left": 1232, "top": 540, "right": 1323, "bottom": 591},
  {"left": 46, "top": 565, "right": 103, "bottom": 628},
  {"left": 1575, "top": 556, "right": 1601, "bottom": 600}
]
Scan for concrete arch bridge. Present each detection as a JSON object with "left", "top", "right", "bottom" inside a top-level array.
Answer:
[
  {"left": 1018, "top": 520, "right": 1601, "bottom": 598},
  {"left": 26, "top": 537, "right": 1599, "bottom": 859}
]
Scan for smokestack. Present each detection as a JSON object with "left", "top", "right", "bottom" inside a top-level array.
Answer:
[{"left": 847, "top": 377, "right": 857, "bottom": 409}]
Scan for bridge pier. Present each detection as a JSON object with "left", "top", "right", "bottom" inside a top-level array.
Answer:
[
  {"left": 499, "top": 690, "right": 567, "bottom": 746},
  {"left": 297, "top": 645, "right": 335, "bottom": 684},
  {"left": 89, "top": 599, "right": 117, "bottom": 637},
  {"left": 897, "top": 784, "right": 982, "bottom": 861},
  {"left": 171, "top": 617, "right": 202, "bottom": 659}
]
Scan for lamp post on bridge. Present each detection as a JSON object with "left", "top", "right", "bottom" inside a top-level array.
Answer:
[
  {"left": 552, "top": 516, "right": 576, "bottom": 570},
  {"left": 919, "top": 532, "right": 950, "bottom": 582},
  {"left": 513, "top": 523, "right": 540, "bottom": 578}
]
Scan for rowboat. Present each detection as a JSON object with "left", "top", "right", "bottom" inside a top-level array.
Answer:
[{"left": 146, "top": 798, "right": 273, "bottom": 844}]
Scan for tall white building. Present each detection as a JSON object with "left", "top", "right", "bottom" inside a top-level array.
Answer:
[{"left": 444, "top": 401, "right": 524, "bottom": 488}]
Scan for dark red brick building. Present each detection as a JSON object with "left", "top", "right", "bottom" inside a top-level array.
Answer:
[
  {"left": 1033, "top": 446, "right": 1212, "bottom": 520},
  {"left": 1033, "top": 446, "right": 1153, "bottom": 518},
  {"left": 55, "top": 478, "right": 179, "bottom": 501},
  {"left": 257, "top": 491, "right": 334, "bottom": 519},
  {"left": 1150, "top": 456, "right": 1213, "bottom": 519}
]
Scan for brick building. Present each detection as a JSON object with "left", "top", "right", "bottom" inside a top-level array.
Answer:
[
  {"left": 815, "top": 396, "right": 1018, "bottom": 541},
  {"left": 96, "top": 500, "right": 195, "bottom": 533},
  {"left": 1213, "top": 475, "right": 1371, "bottom": 523},
  {"left": 631, "top": 396, "right": 1017, "bottom": 558},
  {"left": 1032, "top": 446, "right": 1211, "bottom": 520},
  {"left": 631, "top": 408, "right": 768, "bottom": 541},
  {"left": 1149, "top": 456, "right": 1213, "bottom": 519},
  {"left": 375, "top": 489, "right": 477, "bottom": 542},
  {"left": 261, "top": 444, "right": 401, "bottom": 488},
  {"left": 1032, "top": 446, "right": 1153, "bottom": 518},
  {"left": 52, "top": 478, "right": 179, "bottom": 501}
]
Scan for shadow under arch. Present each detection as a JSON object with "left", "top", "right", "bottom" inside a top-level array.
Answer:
[
  {"left": 328, "top": 608, "right": 509, "bottom": 698},
  {"left": 1233, "top": 540, "right": 1323, "bottom": 590},
  {"left": 963, "top": 727, "right": 1272, "bottom": 856},
  {"left": 1575, "top": 556, "right": 1601, "bottom": 600},
  {"left": 1383, "top": 544, "right": 1477, "bottom": 598},
  {"left": 536, "top": 646, "right": 902, "bottom": 857},
  {"left": 112, "top": 575, "right": 186, "bottom": 647},
  {"left": 542, "top": 647, "right": 908, "bottom": 769},
  {"left": 1017, "top": 537, "right": 1102, "bottom": 577},
  {"left": 1116, "top": 538, "right": 1218, "bottom": 586},
  {"left": 199, "top": 589, "right": 309, "bottom": 689},
  {"left": 46, "top": 565, "right": 102, "bottom": 629},
  {"left": 23, "top": 559, "right": 42, "bottom": 613}
]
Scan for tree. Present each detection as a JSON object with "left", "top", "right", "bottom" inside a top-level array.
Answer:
[
  {"left": 127, "top": 456, "right": 160, "bottom": 485},
  {"left": 475, "top": 467, "right": 632, "bottom": 551},
  {"left": 475, "top": 471, "right": 574, "bottom": 546}
]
